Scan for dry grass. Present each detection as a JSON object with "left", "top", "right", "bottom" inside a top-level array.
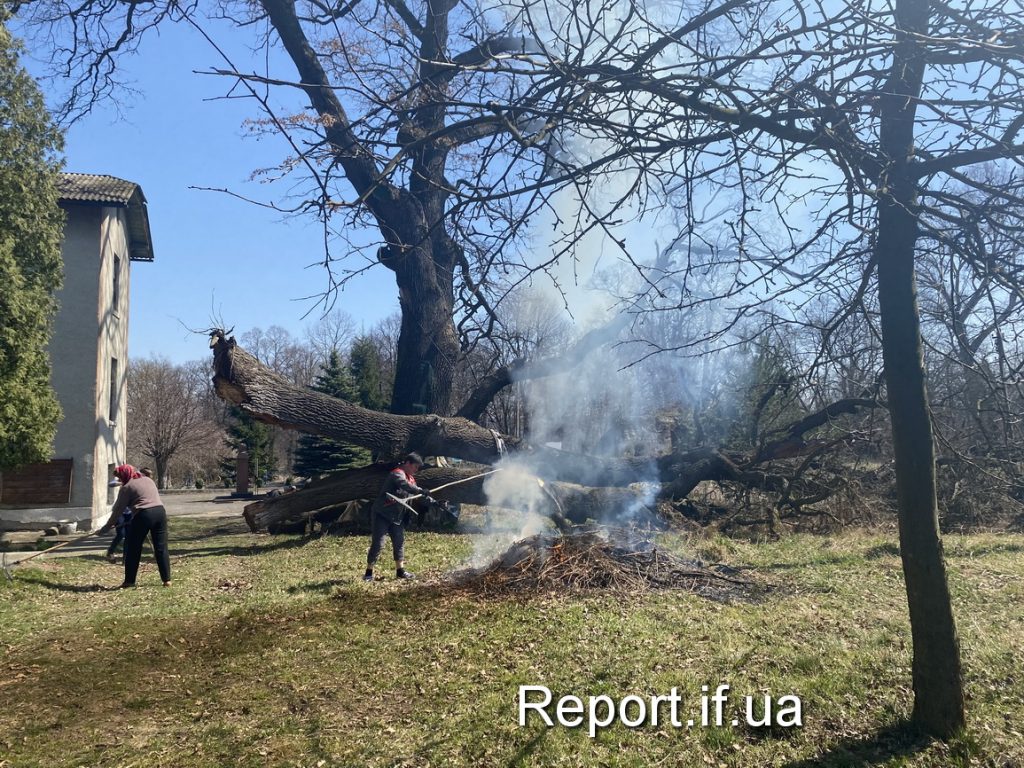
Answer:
[{"left": 0, "top": 516, "right": 1021, "bottom": 767}]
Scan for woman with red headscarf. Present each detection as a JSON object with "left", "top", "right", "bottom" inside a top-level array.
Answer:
[{"left": 101, "top": 464, "right": 171, "bottom": 588}]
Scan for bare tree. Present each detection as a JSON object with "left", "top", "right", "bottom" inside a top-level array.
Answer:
[
  {"left": 304, "top": 308, "right": 357, "bottom": 366},
  {"left": 14, "top": 0, "right": 594, "bottom": 416},
  {"left": 127, "top": 357, "right": 221, "bottom": 488}
]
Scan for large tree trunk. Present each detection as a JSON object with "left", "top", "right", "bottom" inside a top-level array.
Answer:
[
  {"left": 154, "top": 457, "right": 169, "bottom": 490},
  {"left": 875, "top": 0, "right": 965, "bottom": 738},
  {"left": 387, "top": 243, "right": 461, "bottom": 416}
]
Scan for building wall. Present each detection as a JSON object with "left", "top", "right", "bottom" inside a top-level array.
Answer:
[
  {"left": 89, "top": 208, "right": 131, "bottom": 527},
  {"left": 39, "top": 206, "right": 104, "bottom": 526}
]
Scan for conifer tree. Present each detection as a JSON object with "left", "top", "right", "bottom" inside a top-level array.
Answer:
[
  {"left": 348, "top": 336, "right": 388, "bottom": 411},
  {"left": 294, "top": 350, "right": 370, "bottom": 478}
]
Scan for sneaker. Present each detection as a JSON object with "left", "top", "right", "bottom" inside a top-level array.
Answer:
[
  {"left": 163, "top": 581, "right": 172, "bottom": 588},
  {"left": 362, "top": 569, "right": 374, "bottom": 582},
  {"left": 396, "top": 569, "right": 415, "bottom": 580}
]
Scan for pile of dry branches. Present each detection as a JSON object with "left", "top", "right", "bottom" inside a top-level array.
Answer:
[{"left": 450, "top": 529, "right": 767, "bottom": 602}]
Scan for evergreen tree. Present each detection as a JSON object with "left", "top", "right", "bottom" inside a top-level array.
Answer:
[
  {"left": 348, "top": 336, "right": 387, "bottom": 411},
  {"left": 220, "top": 407, "right": 277, "bottom": 487},
  {"left": 0, "top": 21, "right": 65, "bottom": 470},
  {"left": 294, "top": 350, "right": 370, "bottom": 478}
]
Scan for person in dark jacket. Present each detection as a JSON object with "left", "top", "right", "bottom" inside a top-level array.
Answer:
[
  {"left": 105, "top": 506, "right": 133, "bottom": 561},
  {"left": 100, "top": 464, "right": 172, "bottom": 588},
  {"left": 364, "top": 453, "right": 434, "bottom": 581}
]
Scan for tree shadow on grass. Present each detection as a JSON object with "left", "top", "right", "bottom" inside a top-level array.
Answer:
[
  {"left": 780, "top": 720, "right": 932, "bottom": 767},
  {"left": 11, "top": 573, "right": 121, "bottom": 593},
  {"left": 865, "top": 542, "right": 900, "bottom": 559},
  {"left": 747, "top": 553, "right": 866, "bottom": 572},
  {"left": 286, "top": 578, "right": 352, "bottom": 594},
  {"left": 170, "top": 536, "right": 312, "bottom": 559},
  {"left": 505, "top": 728, "right": 550, "bottom": 767},
  {"left": 945, "top": 542, "right": 1024, "bottom": 558}
]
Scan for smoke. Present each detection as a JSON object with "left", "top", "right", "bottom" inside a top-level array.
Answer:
[
  {"left": 472, "top": 0, "right": 760, "bottom": 551},
  {"left": 468, "top": 460, "right": 553, "bottom": 567}
]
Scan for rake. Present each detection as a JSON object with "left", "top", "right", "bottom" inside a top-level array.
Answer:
[
  {"left": 386, "top": 467, "right": 505, "bottom": 517},
  {"left": 2, "top": 528, "right": 106, "bottom": 581}
]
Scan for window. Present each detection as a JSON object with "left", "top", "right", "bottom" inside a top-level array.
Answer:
[
  {"left": 109, "top": 357, "right": 119, "bottom": 422},
  {"left": 112, "top": 255, "right": 121, "bottom": 313}
]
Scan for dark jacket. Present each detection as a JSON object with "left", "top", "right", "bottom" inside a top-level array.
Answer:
[{"left": 371, "top": 468, "right": 426, "bottom": 524}]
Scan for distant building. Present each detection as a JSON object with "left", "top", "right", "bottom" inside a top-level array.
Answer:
[{"left": 0, "top": 174, "right": 154, "bottom": 531}]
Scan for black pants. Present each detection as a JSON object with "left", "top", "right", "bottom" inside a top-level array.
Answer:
[
  {"left": 124, "top": 506, "right": 171, "bottom": 584},
  {"left": 367, "top": 513, "right": 404, "bottom": 566},
  {"left": 107, "top": 527, "right": 125, "bottom": 556}
]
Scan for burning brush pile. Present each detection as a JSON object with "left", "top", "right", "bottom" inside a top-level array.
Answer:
[{"left": 450, "top": 528, "right": 767, "bottom": 602}]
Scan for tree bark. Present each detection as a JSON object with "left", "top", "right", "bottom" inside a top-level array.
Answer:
[
  {"left": 387, "top": 242, "right": 461, "bottom": 416},
  {"left": 875, "top": 0, "right": 965, "bottom": 737}
]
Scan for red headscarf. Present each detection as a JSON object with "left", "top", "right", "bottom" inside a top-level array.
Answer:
[{"left": 114, "top": 464, "right": 142, "bottom": 484}]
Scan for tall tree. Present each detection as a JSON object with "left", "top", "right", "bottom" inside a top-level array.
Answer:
[
  {"left": 348, "top": 336, "right": 388, "bottom": 412},
  {"left": 294, "top": 350, "right": 370, "bottom": 477},
  {"left": 15, "top": 0, "right": 578, "bottom": 417},
  {"left": 0, "top": 19, "right": 64, "bottom": 470},
  {"left": 508, "top": 0, "right": 1024, "bottom": 736}
]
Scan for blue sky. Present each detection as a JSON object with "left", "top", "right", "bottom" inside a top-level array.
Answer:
[{"left": 18, "top": 16, "right": 399, "bottom": 364}]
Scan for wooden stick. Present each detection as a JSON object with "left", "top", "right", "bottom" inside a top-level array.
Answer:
[
  {"left": 385, "top": 467, "right": 504, "bottom": 517},
  {"left": 386, "top": 493, "right": 419, "bottom": 517}
]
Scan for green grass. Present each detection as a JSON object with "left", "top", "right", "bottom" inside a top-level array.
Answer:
[{"left": 1, "top": 517, "right": 1022, "bottom": 767}]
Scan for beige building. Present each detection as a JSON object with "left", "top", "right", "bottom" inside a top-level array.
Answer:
[{"left": 0, "top": 174, "right": 154, "bottom": 531}]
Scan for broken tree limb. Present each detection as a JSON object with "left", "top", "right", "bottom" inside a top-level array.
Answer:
[
  {"left": 754, "top": 397, "right": 881, "bottom": 463},
  {"left": 212, "top": 331, "right": 519, "bottom": 465},
  {"left": 211, "top": 330, "right": 874, "bottom": 524},
  {"left": 242, "top": 463, "right": 654, "bottom": 532}
]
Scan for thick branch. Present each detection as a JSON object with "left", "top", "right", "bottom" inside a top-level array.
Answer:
[
  {"left": 754, "top": 397, "right": 880, "bottom": 463},
  {"left": 259, "top": 0, "right": 401, "bottom": 214}
]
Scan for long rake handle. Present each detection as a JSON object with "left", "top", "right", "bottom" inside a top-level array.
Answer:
[
  {"left": 7, "top": 528, "right": 104, "bottom": 567},
  {"left": 405, "top": 468, "right": 505, "bottom": 503}
]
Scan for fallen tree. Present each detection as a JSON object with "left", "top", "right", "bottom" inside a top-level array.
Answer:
[
  {"left": 241, "top": 462, "right": 653, "bottom": 533},
  {"left": 210, "top": 330, "right": 881, "bottom": 532}
]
